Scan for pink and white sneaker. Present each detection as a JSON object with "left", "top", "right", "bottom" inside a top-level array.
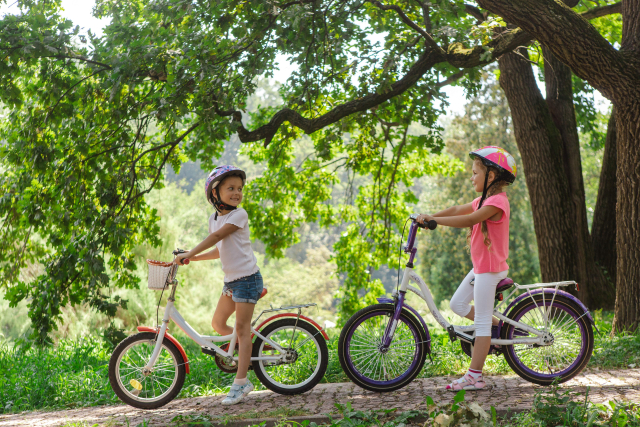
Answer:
[{"left": 445, "top": 373, "right": 487, "bottom": 391}]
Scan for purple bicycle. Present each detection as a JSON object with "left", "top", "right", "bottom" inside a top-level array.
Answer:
[{"left": 338, "top": 214, "right": 595, "bottom": 392}]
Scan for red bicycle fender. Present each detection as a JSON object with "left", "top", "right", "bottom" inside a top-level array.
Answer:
[
  {"left": 136, "top": 326, "right": 190, "bottom": 374},
  {"left": 253, "top": 314, "right": 329, "bottom": 340}
]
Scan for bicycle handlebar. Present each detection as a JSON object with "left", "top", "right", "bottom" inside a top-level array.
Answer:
[
  {"left": 409, "top": 214, "right": 437, "bottom": 230},
  {"left": 173, "top": 248, "right": 190, "bottom": 265},
  {"left": 419, "top": 219, "right": 437, "bottom": 230}
]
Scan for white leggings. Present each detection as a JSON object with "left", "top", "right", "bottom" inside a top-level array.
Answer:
[{"left": 449, "top": 269, "right": 508, "bottom": 337}]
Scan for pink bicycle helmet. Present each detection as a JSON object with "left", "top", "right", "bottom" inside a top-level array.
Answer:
[
  {"left": 469, "top": 146, "right": 517, "bottom": 208},
  {"left": 204, "top": 165, "right": 246, "bottom": 215}
]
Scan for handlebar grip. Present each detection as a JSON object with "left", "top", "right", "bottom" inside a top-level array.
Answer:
[
  {"left": 427, "top": 220, "right": 437, "bottom": 230},
  {"left": 181, "top": 258, "right": 190, "bottom": 265}
]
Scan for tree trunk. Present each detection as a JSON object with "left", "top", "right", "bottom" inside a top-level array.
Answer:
[
  {"left": 611, "top": 0, "right": 640, "bottom": 332},
  {"left": 543, "top": 47, "right": 614, "bottom": 309},
  {"left": 591, "top": 108, "right": 617, "bottom": 289},
  {"left": 478, "top": 0, "right": 640, "bottom": 332},
  {"left": 498, "top": 49, "right": 579, "bottom": 290},
  {"left": 612, "top": 99, "right": 640, "bottom": 333}
]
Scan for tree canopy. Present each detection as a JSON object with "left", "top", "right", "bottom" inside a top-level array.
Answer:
[{"left": 0, "top": 0, "right": 633, "bottom": 342}]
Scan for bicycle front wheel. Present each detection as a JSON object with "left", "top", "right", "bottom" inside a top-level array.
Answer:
[
  {"left": 338, "top": 304, "right": 427, "bottom": 392},
  {"left": 108, "top": 332, "right": 186, "bottom": 409},
  {"left": 252, "top": 319, "right": 328, "bottom": 395},
  {"left": 501, "top": 294, "right": 594, "bottom": 385}
]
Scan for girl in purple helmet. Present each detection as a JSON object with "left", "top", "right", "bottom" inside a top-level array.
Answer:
[
  {"left": 174, "top": 165, "right": 261, "bottom": 405},
  {"left": 417, "top": 146, "right": 517, "bottom": 391}
]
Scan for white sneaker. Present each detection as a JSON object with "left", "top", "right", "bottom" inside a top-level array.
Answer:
[{"left": 221, "top": 381, "right": 254, "bottom": 405}]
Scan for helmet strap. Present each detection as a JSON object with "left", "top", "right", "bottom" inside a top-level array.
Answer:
[
  {"left": 478, "top": 170, "right": 498, "bottom": 209},
  {"left": 212, "top": 187, "right": 237, "bottom": 220}
]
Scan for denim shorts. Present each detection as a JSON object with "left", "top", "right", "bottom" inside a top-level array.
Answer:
[{"left": 221, "top": 271, "right": 263, "bottom": 304}]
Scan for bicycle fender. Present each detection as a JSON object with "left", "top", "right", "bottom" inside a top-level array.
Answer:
[
  {"left": 502, "top": 289, "right": 594, "bottom": 324},
  {"left": 253, "top": 314, "right": 329, "bottom": 340},
  {"left": 136, "top": 326, "right": 190, "bottom": 374},
  {"left": 376, "top": 298, "right": 431, "bottom": 354}
]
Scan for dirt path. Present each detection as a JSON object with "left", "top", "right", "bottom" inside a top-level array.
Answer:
[{"left": 2, "top": 368, "right": 639, "bottom": 427}]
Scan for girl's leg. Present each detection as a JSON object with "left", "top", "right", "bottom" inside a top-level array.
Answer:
[
  {"left": 234, "top": 302, "right": 255, "bottom": 379},
  {"left": 464, "top": 306, "right": 500, "bottom": 326},
  {"left": 449, "top": 269, "right": 475, "bottom": 318},
  {"left": 469, "top": 270, "right": 508, "bottom": 371},
  {"left": 211, "top": 293, "right": 235, "bottom": 336}
]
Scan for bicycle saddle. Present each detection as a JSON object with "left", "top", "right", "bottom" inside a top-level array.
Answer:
[
  {"left": 469, "top": 278, "right": 514, "bottom": 293},
  {"left": 496, "top": 278, "right": 514, "bottom": 293},
  {"left": 259, "top": 288, "right": 268, "bottom": 299}
]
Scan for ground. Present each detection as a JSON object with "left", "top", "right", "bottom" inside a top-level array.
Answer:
[{"left": 1, "top": 368, "right": 638, "bottom": 427}]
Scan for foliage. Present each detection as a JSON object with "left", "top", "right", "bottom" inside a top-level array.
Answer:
[
  {"left": 424, "top": 391, "right": 496, "bottom": 427},
  {"left": 504, "top": 383, "right": 640, "bottom": 427},
  {"left": 0, "top": 178, "right": 342, "bottom": 344},
  {"left": 0, "top": 0, "right": 466, "bottom": 341},
  {"left": 589, "top": 310, "right": 640, "bottom": 370},
  {"left": 0, "top": 0, "right": 620, "bottom": 342}
]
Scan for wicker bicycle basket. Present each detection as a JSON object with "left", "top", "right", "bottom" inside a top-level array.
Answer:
[{"left": 147, "top": 260, "right": 175, "bottom": 290}]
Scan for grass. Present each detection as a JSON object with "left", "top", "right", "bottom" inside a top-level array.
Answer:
[
  {"left": 171, "top": 386, "right": 640, "bottom": 426},
  {"left": 1, "top": 311, "right": 639, "bottom": 415}
]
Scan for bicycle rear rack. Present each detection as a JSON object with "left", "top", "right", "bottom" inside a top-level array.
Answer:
[{"left": 251, "top": 303, "right": 317, "bottom": 326}]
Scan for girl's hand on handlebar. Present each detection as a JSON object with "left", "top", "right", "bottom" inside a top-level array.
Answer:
[
  {"left": 416, "top": 213, "right": 434, "bottom": 225},
  {"left": 173, "top": 253, "right": 190, "bottom": 265}
]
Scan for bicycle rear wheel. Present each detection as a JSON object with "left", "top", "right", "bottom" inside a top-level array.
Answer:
[
  {"left": 338, "top": 304, "right": 427, "bottom": 392},
  {"left": 252, "top": 319, "right": 328, "bottom": 395},
  {"left": 501, "top": 294, "right": 594, "bottom": 385}
]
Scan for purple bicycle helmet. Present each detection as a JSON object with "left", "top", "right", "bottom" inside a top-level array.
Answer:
[{"left": 204, "top": 165, "right": 246, "bottom": 215}]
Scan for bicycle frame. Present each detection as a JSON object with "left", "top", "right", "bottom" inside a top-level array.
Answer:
[
  {"left": 382, "top": 215, "right": 578, "bottom": 349},
  {"left": 143, "top": 268, "right": 322, "bottom": 371}
]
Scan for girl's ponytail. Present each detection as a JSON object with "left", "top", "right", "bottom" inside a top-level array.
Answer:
[{"left": 466, "top": 162, "right": 508, "bottom": 252}]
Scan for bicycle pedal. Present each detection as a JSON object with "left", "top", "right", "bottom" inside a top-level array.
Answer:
[
  {"left": 447, "top": 325, "right": 457, "bottom": 342},
  {"left": 201, "top": 346, "right": 216, "bottom": 357}
]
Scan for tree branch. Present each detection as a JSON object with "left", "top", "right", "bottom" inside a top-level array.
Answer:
[
  {"left": 226, "top": 22, "right": 531, "bottom": 146},
  {"left": 230, "top": 48, "right": 444, "bottom": 146},
  {"left": 581, "top": 2, "right": 622, "bottom": 20},
  {"left": 51, "top": 54, "right": 112, "bottom": 69},
  {"left": 476, "top": 0, "right": 633, "bottom": 100},
  {"left": 464, "top": 4, "right": 486, "bottom": 22},
  {"left": 367, "top": 0, "right": 445, "bottom": 55}
]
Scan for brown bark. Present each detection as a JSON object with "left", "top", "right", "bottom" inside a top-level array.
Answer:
[
  {"left": 479, "top": 0, "right": 640, "bottom": 334},
  {"left": 543, "top": 47, "right": 614, "bottom": 308},
  {"left": 591, "top": 108, "right": 617, "bottom": 289},
  {"left": 498, "top": 49, "right": 578, "bottom": 288},
  {"left": 613, "top": 0, "right": 640, "bottom": 332},
  {"left": 612, "top": 98, "right": 640, "bottom": 333},
  {"left": 476, "top": 0, "right": 636, "bottom": 101}
]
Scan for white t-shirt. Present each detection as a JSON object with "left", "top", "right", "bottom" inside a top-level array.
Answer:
[{"left": 208, "top": 209, "right": 259, "bottom": 283}]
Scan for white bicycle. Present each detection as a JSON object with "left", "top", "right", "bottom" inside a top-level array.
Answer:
[
  {"left": 338, "top": 214, "right": 595, "bottom": 391},
  {"left": 108, "top": 250, "right": 329, "bottom": 409}
]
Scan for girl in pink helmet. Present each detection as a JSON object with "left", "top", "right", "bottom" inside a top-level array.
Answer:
[
  {"left": 174, "top": 165, "right": 261, "bottom": 405},
  {"left": 417, "top": 146, "right": 517, "bottom": 391}
]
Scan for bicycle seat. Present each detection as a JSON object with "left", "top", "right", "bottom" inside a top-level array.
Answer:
[
  {"left": 259, "top": 288, "right": 268, "bottom": 299},
  {"left": 496, "top": 278, "right": 514, "bottom": 293}
]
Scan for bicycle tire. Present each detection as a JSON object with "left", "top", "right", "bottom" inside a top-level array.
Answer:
[
  {"left": 338, "top": 303, "right": 427, "bottom": 392},
  {"left": 252, "top": 319, "right": 328, "bottom": 395},
  {"left": 109, "top": 332, "right": 186, "bottom": 409},
  {"left": 501, "top": 294, "right": 594, "bottom": 385}
]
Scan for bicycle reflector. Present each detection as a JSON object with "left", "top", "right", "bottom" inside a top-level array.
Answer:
[{"left": 496, "top": 293, "right": 504, "bottom": 301}]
